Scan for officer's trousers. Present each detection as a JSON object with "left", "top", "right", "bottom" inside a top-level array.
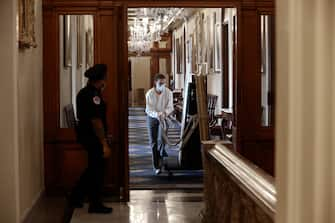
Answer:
[{"left": 71, "top": 138, "right": 105, "bottom": 205}]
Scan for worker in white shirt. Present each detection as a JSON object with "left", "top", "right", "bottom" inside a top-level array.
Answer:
[{"left": 145, "top": 73, "right": 174, "bottom": 175}]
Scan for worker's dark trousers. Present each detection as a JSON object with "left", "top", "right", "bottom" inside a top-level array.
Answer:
[
  {"left": 70, "top": 138, "right": 105, "bottom": 205},
  {"left": 147, "top": 116, "right": 165, "bottom": 170}
]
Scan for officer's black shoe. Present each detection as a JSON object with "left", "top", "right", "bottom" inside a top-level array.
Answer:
[{"left": 88, "top": 204, "right": 113, "bottom": 214}]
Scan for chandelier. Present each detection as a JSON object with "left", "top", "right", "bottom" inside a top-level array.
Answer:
[{"left": 128, "top": 8, "right": 182, "bottom": 55}]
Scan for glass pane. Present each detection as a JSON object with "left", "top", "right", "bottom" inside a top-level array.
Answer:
[
  {"left": 260, "top": 15, "right": 272, "bottom": 127},
  {"left": 59, "top": 15, "right": 94, "bottom": 128},
  {"left": 221, "top": 8, "right": 237, "bottom": 110}
]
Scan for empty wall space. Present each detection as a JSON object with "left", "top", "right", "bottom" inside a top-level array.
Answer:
[{"left": 129, "top": 56, "right": 151, "bottom": 106}]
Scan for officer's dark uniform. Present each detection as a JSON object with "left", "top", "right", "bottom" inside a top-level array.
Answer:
[{"left": 69, "top": 65, "right": 110, "bottom": 213}]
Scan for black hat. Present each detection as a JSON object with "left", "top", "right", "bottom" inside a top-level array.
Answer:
[{"left": 84, "top": 64, "right": 107, "bottom": 81}]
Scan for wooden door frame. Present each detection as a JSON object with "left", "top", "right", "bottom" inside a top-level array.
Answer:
[
  {"left": 124, "top": 1, "right": 275, "bottom": 175},
  {"left": 43, "top": 4, "right": 130, "bottom": 200},
  {"left": 123, "top": 2, "right": 240, "bottom": 197}
]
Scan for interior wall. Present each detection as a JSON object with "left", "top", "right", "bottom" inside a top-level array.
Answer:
[
  {"left": 0, "top": 0, "right": 44, "bottom": 222},
  {"left": 129, "top": 56, "right": 151, "bottom": 92},
  {"left": 128, "top": 56, "right": 151, "bottom": 107},
  {"left": 172, "top": 8, "right": 236, "bottom": 114},
  {"left": 17, "top": 0, "right": 44, "bottom": 221},
  {"left": 276, "top": 0, "right": 335, "bottom": 222},
  {"left": 0, "top": 0, "right": 20, "bottom": 222}
]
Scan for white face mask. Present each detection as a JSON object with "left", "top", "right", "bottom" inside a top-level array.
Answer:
[{"left": 156, "top": 83, "right": 166, "bottom": 92}]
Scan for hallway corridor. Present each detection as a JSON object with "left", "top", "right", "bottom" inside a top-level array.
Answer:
[
  {"left": 4, "top": 0, "right": 335, "bottom": 222},
  {"left": 70, "top": 190, "right": 203, "bottom": 223},
  {"left": 129, "top": 107, "right": 203, "bottom": 189}
]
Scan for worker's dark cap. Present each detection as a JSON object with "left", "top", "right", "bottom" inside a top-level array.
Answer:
[{"left": 84, "top": 64, "right": 107, "bottom": 81}]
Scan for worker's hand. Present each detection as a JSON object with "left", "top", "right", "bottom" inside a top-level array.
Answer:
[
  {"left": 102, "top": 141, "right": 111, "bottom": 159},
  {"left": 158, "top": 112, "right": 166, "bottom": 120}
]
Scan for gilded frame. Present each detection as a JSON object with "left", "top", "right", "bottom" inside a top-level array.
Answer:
[{"left": 18, "top": 0, "right": 37, "bottom": 49}]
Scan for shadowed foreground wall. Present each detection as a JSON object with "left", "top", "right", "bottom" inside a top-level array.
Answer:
[
  {"left": 0, "top": 0, "right": 20, "bottom": 222},
  {"left": 0, "top": 0, "right": 44, "bottom": 222},
  {"left": 276, "top": 0, "right": 335, "bottom": 222},
  {"left": 18, "top": 0, "right": 44, "bottom": 221}
]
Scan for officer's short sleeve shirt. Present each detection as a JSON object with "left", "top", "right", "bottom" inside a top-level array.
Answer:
[{"left": 76, "top": 85, "right": 107, "bottom": 136}]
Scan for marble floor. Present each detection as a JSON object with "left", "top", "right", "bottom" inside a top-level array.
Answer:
[{"left": 71, "top": 190, "right": 204, "bottom": 223}]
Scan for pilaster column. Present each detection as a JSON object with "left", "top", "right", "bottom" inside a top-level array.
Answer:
[
  {"left": 276, "top": 0, "right": 335, "bottom": 222},
  {"left": 0, "top": 0, "right": 20, "bottom": 222}
]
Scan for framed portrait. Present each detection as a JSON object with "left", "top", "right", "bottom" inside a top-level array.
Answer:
[
  {"left": 77, "top": 16, "right": 83, "bottom": 68},
  {"left": 176, "top": 38, "right": 180, "bottom": 73},
  {"left": 204, "top": 15, "right": 210, "bottom": 65},
  {"left": 86, "top": 29, "right": 94, "bottom": 68},
  {"left": 198, "top": 13, "right": 205, "bottom": 63},
  {"left": 186, "top": 39, "right": 191, "bottom": 63},
  {"left": 207, "top": 13, "right": 215, "bottom": 72},
  {"left": 63, "top": 15, "right": 72, "bottom": 68},
  {"left": 191, "top": 34, "right": 198, "bottom": 74},
  {"left": 176, "top": 37, "right": 183, "bottom": 74},
  {"left": 214, "top": 23, "right": 222, "bottom": 72},
  {"left": 208, "top": 47, "right": 214, "bottom": 72},
  {"left": 19, "top": 0, "right": 37, "bottom": 49}
]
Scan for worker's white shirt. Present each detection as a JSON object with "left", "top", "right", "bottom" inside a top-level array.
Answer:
[{"left": 145, "top": 87, "right": 174, "bottom": 119}]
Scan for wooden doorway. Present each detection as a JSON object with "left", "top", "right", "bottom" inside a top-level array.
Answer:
[{"left": 43, "top": 4, "right": 129, "bottom": 201}]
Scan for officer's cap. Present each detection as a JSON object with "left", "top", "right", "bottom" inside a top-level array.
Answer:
[{"left": 84, "top": 64, "right": 107, "bottom": 81}]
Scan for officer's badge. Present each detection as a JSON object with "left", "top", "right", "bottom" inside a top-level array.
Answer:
[{"left": 93, "top": 96, "right": 101, "bottom": 105}]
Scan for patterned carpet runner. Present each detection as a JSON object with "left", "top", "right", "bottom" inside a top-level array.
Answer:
[{"left": 129, "top": 107, "right": 203, "bottom": 189}]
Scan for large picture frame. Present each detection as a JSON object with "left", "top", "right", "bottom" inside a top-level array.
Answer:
[
  {"left": 176, "top": 37, "right": 183, "bottom": 74},
  {"left": 77, "top": 16, "right": 83, "bottom": 68},
  {"left": 63, "top": 15, "right": 72, "bottom": 68},
  {"left": 207, "top": 12, "right": 216, "bottom": 73},
  {"left": 198, "top": 12, "right": 205, "bottom": 64},
  {"left": 186, "top": 39, "right": 191, "bottom": 63},
  {"left": 214, "top": 23, "right": 222, "bottom": 72},
  {"left": 19, "top": 0, "right": 37, "bottom": 49},
  {"left": 86, "top": 30, "right": 94, "bottom": 68},
  {"left": 191, "top": 33, "right": 198, "bottom": 74}
]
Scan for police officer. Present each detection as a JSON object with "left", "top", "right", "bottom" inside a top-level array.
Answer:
[{"left": 69, "top": 64, "right": 112, "bottom": 214}]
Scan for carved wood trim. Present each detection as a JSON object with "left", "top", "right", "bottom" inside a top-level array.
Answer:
[
  {"left": 208, "top": 143, "right": 276, "bottom": 218},
  {"left": 201, "top": 142, "right": 275, "bottom": 223}
]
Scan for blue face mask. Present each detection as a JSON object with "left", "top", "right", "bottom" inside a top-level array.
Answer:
[{"left": 156, "top": 83, "right": 166, "bottom": 92}]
